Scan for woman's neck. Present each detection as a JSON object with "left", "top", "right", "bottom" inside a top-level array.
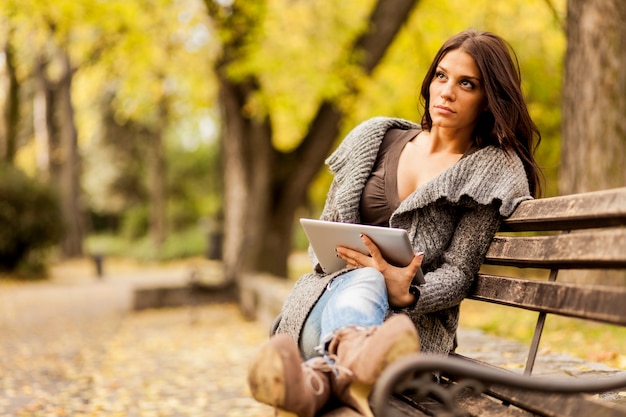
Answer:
[{"left": 424, "top": 126, "right": 475, "bottom": 155}]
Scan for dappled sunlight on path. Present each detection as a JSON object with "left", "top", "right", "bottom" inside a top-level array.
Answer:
[
  {"left": 90, "top": 304, "right": 275, "bottom": 416},
  {"left": 0, "top": 258, "right": 274, "bottom": 417}
]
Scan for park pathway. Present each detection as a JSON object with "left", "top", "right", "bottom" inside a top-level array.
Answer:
[
  {"left": 0, "top": 259, "right": 274, "bottom": 417},
  {"left": 2, "top": 258, "right": 623, "bottom": 416}
]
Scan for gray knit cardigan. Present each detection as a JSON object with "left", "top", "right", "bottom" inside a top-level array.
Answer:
[{"left": 275, "top": 117, "right": 532, "bottom": 356}]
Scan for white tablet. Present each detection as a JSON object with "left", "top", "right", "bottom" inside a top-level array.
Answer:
[{"left": 300, "top": 218, "right": 425, "bottom": 284}]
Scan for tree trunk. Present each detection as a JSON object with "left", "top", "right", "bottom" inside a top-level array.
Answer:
[
  {"left": 0, "top": 29, "right": 19, "bottom": 164},
  {"left": 218, "top": 73, "right": 274, "bottom": 284},
  {"left": 148, "top": 98, "right": 168, "bottom": 250},
  {"left": 561, "top": 0, "right": 626, "bottom": 194},
  {"left": 260, "top": 0, "right": 420, "bottom": 278},
  {"left": 33, "top": 55, "right": 53, "bottom": 179},
  {"left": 212, "top": 0, "right": 420, "bottom": 282},
  {"left": 560, "top": 0, "right": 626, "bottom": 285},
  {"left": 57, "top": 49, "right": 84, "bottom": 257},
  {"left": 255, "top": 101, "right": 344, "bottom": 277}
]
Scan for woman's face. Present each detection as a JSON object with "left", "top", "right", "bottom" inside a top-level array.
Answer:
[{"left": 428, "top": 49, "right": 487, "bottom": 132}]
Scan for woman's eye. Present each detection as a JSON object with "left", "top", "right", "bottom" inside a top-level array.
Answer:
[
  {"left": 461, "top": 80, "right": 475, "bottom": 89},
  {"left": 435, "top": 71, "right": 446, "bottom": 80}
]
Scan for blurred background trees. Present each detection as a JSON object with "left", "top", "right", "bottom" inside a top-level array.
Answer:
[
  {"left": 1, "top": 0, "right": 220, "bottom": 273},
  {"left": 0, "top": 0, "right": 623, "bottom": 282},
  {"left": 205, "top": 0, "right": 420, "bottom": 283}
]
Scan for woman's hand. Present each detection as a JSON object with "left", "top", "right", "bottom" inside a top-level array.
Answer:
[{"left": 336, "top": 234, "right": 425, "bottom": 308}]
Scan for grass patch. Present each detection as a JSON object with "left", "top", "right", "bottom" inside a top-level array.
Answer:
[
  {"left": 460, "top": 299, "right": 626, "bottom": 369},
  {"left": 86, "top": 227, "right": 207, "bottom": 262}
]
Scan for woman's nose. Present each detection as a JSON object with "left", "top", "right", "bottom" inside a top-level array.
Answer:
[{"left": 440, "top": 82, "right": 455, "bottom": 101}]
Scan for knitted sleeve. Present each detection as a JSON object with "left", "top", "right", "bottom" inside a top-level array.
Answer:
[{"left": 404, "top": 203, "right": 502, "bottom": 315}]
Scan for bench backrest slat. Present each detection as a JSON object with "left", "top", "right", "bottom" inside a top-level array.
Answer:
[
  {"left": 470, "top": 187, "right": 626, "bottom": 328},
  {"left": 483, "top": 229, "right": 626, "bottom": 269},
  {"left": 470, "top": 274, "right": 626, "bottom": 325},
  {"left": 501, "top": 187, "right": 626, "bottom": 232}
]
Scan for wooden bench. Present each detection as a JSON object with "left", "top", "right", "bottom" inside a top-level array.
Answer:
[
  {"left": 369, "top": 187, "right": 626, "bottom": 417},
  {"left": 272, "top": 187, "right": 626, "bottom": 417}
]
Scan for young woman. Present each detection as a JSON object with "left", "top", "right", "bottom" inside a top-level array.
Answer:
[{"left": 248, "top": 29, "right": 542, "bottom": 417}]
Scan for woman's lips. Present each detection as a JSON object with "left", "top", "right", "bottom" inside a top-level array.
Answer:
[{"left": 434, "top": 105, "right": 455, "bottom": 114}]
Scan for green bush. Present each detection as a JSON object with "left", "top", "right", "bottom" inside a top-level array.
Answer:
[
  {"left": 120, "top": 205, "right": 149, "bottom": 239},
  {"left": 0, "top": 164, "right": 64, "bottom": 272},
  {"left": 86, "top": 226, "right": 206, "bottom": 261}
]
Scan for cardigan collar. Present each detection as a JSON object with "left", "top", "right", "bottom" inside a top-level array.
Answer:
[
  {"left": 326, "top": 117, "right": 531, "bottom": 224},
  {"left": 392, "top": 145, "right": 531, "bottom": 221}
]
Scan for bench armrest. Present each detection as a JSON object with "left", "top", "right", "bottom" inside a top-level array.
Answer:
[{"left": 371, "top": 354, "right": 626, "bottom": 416}]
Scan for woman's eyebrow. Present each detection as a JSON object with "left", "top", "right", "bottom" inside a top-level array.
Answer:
[{"left": 437, "top": 65, "right": 482, "bottom": 82}]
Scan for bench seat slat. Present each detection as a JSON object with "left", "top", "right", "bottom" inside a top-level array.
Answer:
[
  {"left": 501, "top": 187, "right": 626, "bottom": 232},
  {"left": 489, "top": 386, "right": 626, "bottom": 417},
  {"left": 470, "top": 274, "right": 626, "bottom": 325},
  {"left": 484, "top": 229, "right": 626, "bottom": 269},
  {"left": 402, "top": 388, "right": 536, "bottom": 416},
  {"left": 319, "top": 399, "right": 429, "bottom": 417},
  {"left": 386, "top": 397, "right": 431, "bottom": 417}
]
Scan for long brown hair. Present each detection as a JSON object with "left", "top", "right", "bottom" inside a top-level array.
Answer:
[{"left": 420, "top": 30, "right": 542, "bottom": 197}]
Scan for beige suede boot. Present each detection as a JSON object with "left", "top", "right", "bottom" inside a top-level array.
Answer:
[
  {"left": 248, "top": 334, "right": 332, "bottom": 417},
  {"left": 325, "top": 363, "right": 375, "bottom": 417},
  {"left": 328, "top": 314, "right": 420, "bottom": 385}
]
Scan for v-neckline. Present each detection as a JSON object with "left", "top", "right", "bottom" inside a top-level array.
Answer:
[
  {"left": 389, "top": 131, "right": 479, "bottom": 204},
  {"left": 384, "top": 129, "right": 419, "bottom": 212}
]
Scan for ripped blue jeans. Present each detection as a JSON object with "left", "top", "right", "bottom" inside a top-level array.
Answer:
[{"left": 299, "top": 267, "right": 389, "bottom": 359}]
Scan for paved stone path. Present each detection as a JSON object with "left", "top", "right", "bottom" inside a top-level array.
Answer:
[
  {"left": 1, "top": 259, "right": 624, "bottom": 416},
  {"left": 0, "top": 260, "right": 274, "bottom": 417}
]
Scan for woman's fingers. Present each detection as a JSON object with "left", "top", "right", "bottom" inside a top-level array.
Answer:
[
  {"left": 336, "top": 234, "right": 390, "bottom": 271},
  {"left": 338, "top": 235, "right": 422, "bottom": 272},
  {"left": 409, "top": 251, "right": 425, "bottom": 270},
  {"left": 336, "top": 246, "right": 362, "bottom": 267},
  {"left": 359, "top": 233, "right": 384, "bottom": 261},
  {"left": 336, "top": 237, "right": 378, "bottom": 268},
  {"left": 337, "top": 235, "right": 423, "bottom": 275}
]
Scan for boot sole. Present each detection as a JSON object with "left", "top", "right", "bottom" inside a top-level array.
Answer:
[
  {"left": 248, "top": 342, "right": 288, "bottom": 408},
  {"left": 248, "top": 344, "right": 306, "bottom": 417},
  {"left": 348, "top": 381, "right": 375, "bottom": 417}
]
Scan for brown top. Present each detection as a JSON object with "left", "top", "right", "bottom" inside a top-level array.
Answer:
[
  {"left": 360, "top": 128, "right": 478, "bottom": 226},
  {"left": 360, "top": 128, "right": 418, "bottom": 226}
]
